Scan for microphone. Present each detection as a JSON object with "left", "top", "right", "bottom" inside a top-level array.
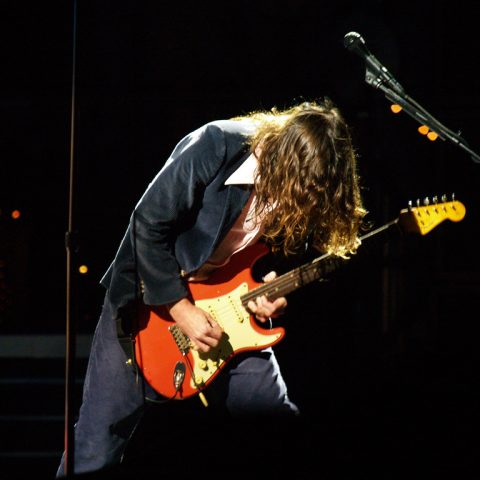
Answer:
[{"left": 343, "top": 32, "right": 405, "bottom": 94}]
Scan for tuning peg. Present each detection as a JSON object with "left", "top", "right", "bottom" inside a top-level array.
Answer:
[
  {"left": 441, "top": 194, "right": 447, "bottom": 202},
  {"left": 423, "top": 197, "right": 430, "bottom": 206},
  {"left": 416, "top": 198, "right": 421, "bottom": 207},
  {"left": 452, "top": 192, "right": 456, "bottom": 201},
  {"left": 432, "top": 195, "right": 438, "bottom": 204},
  {"left": 408, "top": 200, "right": 413, "bottom": 211}
]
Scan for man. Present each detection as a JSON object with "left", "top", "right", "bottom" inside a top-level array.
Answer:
[{"left": 56, "top": 98, "right": 366, "bottom": 477}]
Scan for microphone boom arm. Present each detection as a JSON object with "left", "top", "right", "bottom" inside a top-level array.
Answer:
[{"left": 376, "top": 80, "right": 480, "bottom": 164}]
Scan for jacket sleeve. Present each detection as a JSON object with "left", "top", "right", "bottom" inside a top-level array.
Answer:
[{"left": 130, "top": 123, "right": 227, "bottom": 306}]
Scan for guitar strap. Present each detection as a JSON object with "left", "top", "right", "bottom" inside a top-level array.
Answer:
[
  {"left": 115, "top": 300, "right": 139, "bottom": 373},
  {"left": 117, "top": 330, "right": 136, "bottom": 368}
]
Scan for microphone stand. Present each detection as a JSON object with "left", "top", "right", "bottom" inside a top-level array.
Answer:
[
  {"left": 364, "top": 67, "right": 480, "bottom": 164},
  {"left": 64, "top": 0, "right": 79, "bottom": 476}
]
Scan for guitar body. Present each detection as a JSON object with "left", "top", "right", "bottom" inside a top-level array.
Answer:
[{"left": 134, "top": 242, "right": 285, "bottom": 400}]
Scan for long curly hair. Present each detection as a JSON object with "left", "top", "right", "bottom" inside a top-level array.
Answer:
[{"left": 235, "top": 99, "right": 367, "bottom": 257}]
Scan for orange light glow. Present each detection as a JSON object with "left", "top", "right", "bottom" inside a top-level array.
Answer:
[
  {"left": 79, "top": 265, "right": 88, "bottom": 274},
  {"left": 11, "top": 210, "right": 21, "bottom": 219},
  {"left": 427, "top": 131, "right": 439, "bottom": 141},
  {"left": 390, "top": 104, "right": 402, "bottom": 113},
  {"left": 418, "top": 125, "right": 429, "bottom": 135}
]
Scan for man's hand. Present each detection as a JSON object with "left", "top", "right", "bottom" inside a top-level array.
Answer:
[
  {"left": 247, "top": 271, "right": 287, "bottom": 323},
  {"left": 167, "top": 298, "right": 223, "bottom": 353}
]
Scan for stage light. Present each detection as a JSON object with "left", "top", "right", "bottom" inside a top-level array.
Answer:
[
  {"left": 390, "top": 104, "right": 402, "bottom": 113},
  {"left": 418, "top": 125, "right": 429, "bottom": 135},
  {"left": 11, "top": 210, "right": 21, "bottom": 220},
  {"left": 79, "top": 265, "right": 88, "bottom": 274}
]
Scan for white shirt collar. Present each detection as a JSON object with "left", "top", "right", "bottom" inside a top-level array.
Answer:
[{"left": 224, "top": 152, "right": 257, "bottom": 185}]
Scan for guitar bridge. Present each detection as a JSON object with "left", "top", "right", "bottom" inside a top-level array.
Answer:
[{"left": 169, "top": 325, "right": 190, "bottom": 355}]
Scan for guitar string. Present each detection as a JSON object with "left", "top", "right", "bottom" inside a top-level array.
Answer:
[
  {"left": 194, "top": 259, "right": 337, "bottom": 323},
  {"left": 171, "top": 209, "right": 447, "bottom": 329}
]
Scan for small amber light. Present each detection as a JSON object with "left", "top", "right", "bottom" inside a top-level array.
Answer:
[{"left": 390, "top": 104, "right": 402, "bottom": 113}]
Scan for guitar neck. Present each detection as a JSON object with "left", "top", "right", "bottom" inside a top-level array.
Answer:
[
  {"left": 240, "top": 254, "right": 343, "bottom": 307},
  {"left": 240, "top": 218, "right": 399, "bottom": 307},
  {"left": 240, "top": 195, "right": 465, "bottom": 308}
]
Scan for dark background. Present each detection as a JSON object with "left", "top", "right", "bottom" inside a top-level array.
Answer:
[{"left": 1, "top": 1, "right": 479, "bottom": 478}]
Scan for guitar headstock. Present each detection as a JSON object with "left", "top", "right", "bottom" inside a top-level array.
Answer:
[{"left": 398, "top": 195, "right": 466, "bottom": 236}]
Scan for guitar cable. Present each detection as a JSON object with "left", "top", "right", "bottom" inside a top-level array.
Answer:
[
  {"left": 144, "top": 361, "right": 185, "bottom": 404},
  {"left": 144, "top": 357, "right": 209, "bottom": 407},
  {"left": 181, "top": 357, "right": 209, "bottom": 407}
]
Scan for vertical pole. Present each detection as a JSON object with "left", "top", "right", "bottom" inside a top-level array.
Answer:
[{"left": 64, "top": 0, "right": 78, "bottom": 476}]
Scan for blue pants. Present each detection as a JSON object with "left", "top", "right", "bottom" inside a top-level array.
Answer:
[{"left": 56, "top": 296, "right": 299, "bottom": 477}]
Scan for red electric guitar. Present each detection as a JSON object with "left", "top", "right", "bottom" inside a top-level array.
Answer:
[{"left": 134, "top": 198, "right": 466, "bottom": 403}]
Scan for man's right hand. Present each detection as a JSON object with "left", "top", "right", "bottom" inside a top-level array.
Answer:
[{"left": 167, "top": 298, "right": 223, "bottom": 353}]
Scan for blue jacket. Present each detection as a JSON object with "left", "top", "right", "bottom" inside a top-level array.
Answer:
[{"left": 100, "top": 119, "right": 256, "bottom": 319}]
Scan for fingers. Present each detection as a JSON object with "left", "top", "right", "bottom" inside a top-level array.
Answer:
[
  {"left": 247, "top": 295, "right": 287, "bottom": 323},
  {"left": 169, "top": 299, "right": 223, "bottom": 353},
  {"left": 204, "top": 316, "right": 224, "bottom": 340},
  {"left": 247, "top": 271, "right": 287, "bottom": 322},
  {"left": 190, "top": 314, "right": 223, "bottom": 352},
  {"left": 262, "top": 271, "right": 277, "bottom": 282}
]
